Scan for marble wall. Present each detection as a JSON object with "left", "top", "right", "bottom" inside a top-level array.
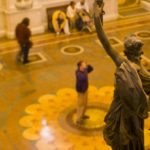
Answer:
[
  {"left": 0, "top": 0, "right": 44, "bottom": 39},
  {"left": 0, "top": 0, "right": 118, "bottom": 39},
  {"left": 41, "top": 0, "right": 118, "bottom": 28}
]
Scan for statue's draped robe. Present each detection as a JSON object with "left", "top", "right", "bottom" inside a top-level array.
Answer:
[
  {"left": 93, "top": 6, "right": 149, "bottom": 149},
  {"left": 139, "top": 66, "right": 150, "bottom": 95},
  {"left": 103, "top": 61, "right": 149, "bottom": 150}
]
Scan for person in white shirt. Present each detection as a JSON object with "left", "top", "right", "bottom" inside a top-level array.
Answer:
[
  {"left": 76, "top": 0, "right": 89, "bottom": 14},
  {"left": 66, "top": 1, "right": 76, "bottom": 29},
  {"left": 76, "top": 0, "right": 94, "bottom": 32}
]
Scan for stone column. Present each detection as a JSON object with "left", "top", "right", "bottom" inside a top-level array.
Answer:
[
  {"left": 0, "top": 0, "right": 5, "bottom": 37},
  {"left": 4, "top": 0, "right": 45, "bottom": 39}
]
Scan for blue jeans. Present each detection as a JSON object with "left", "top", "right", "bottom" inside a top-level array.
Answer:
[{"left": 17, "top": 45, "right": 30, "bottom": 63}]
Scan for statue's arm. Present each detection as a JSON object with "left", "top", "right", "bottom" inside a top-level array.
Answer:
[{"left": 94, "top": 1, "right": 125, "bottom": 67}]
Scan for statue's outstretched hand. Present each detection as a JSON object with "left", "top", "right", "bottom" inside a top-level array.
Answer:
[{"left": 93, "top": 0, "right": 104, "bottom": 17}]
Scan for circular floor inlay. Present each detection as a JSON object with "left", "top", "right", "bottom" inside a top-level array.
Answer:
[
  {"left": 136, "top": 31, "right": 150, "bottom": 39},
  {"left": 61, "top": 45, "right": 84, "bottom": 55},
  {"left": 19, "top": 86, "right": 150, "bottom": 150},
  {"left": 58, "top": 103, "right": 107, "bottom": 136}
]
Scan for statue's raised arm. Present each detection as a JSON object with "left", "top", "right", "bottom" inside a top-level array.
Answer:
[{"left": 94, "top": 0, "right": 125, "bottom": 67}]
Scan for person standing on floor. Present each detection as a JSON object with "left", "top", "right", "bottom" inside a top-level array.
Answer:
[
  {"left": 16, "top": 17, "right": 32, "bottom": 64},
  {"left": 75, "top": 61, "right": 93, "bottom": 124}
]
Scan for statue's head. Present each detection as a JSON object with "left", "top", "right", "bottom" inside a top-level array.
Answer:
[{"left": 124, "top": 34, "right": 143, "bottom": 59}]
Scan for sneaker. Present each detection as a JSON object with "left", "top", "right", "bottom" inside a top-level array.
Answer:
[
  {"left": 23, "top": 60, "right": 30, "bottom": 64},
  {"left": 76, "top": 120, "right": 83, "bottom": 125},
  {"left": 82, "top": 115, "right": 90, "bottom": 119}
]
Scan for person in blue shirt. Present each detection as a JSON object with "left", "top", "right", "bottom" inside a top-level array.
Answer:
[{"left": 75, "top": 61, "right": 93, "bottom": 124}]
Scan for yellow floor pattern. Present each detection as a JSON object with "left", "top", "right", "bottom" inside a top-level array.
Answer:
[{"left": 18, "top": 86, "right": 150, "bottom": 150}]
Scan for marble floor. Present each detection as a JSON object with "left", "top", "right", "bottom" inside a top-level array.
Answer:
[{"left": 0, "top": 6, "right": 150, "bottom": 150}]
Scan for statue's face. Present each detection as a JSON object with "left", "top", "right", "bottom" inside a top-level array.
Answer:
[
  {"left": 134, "top": 42, "right": 144, "bottom": 59},
  {"left": 125, "top": 47, "right": 144, "bottom": 61},
  {"left": 137, "top": 49, "right": 144, "bottom": 59}
]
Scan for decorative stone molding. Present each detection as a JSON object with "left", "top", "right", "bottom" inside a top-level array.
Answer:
[
  {"left": 15, "top": 0, "right": 33, "bottom": 9},
  {"left": 4, "top": 6, "right": 44, "bottom": 39}
]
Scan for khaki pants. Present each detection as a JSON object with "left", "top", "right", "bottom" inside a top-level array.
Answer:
[
  {"left": 77, "top": 91, "right": 88, "bottom": 122},
  {"left": 69, "top": 17, "right": 76, "bottom": 29}
]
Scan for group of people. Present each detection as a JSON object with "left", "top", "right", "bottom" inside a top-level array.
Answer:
[
  {"left": 15, "top": 0, "right": 93, "bottom": 64},
  {"left": 52, "top": 0, "right": 94, "bottom": 36}
]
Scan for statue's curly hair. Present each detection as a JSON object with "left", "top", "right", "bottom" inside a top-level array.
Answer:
[{"left": 124, "top": 34, "right": 143, "bottom": 56}]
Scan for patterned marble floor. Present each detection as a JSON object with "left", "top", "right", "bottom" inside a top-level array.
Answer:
[
  {"left": 119, "top": 0, "right": 140, "bottom": 9},
  {"left": 0, "top": 8, "right": 150, "bottom": 150}
]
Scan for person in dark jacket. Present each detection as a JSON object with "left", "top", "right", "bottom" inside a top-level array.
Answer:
[
  {"left": 16, "top": 17, "right": 32, "bottom": 64},
  {"left": 76, "top": 61, "right": 93, "bottom": 124}
]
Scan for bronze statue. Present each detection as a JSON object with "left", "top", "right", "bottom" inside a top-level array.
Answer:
[{"left": 93, "top": 0, "right": 149, "bottom": 149}]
